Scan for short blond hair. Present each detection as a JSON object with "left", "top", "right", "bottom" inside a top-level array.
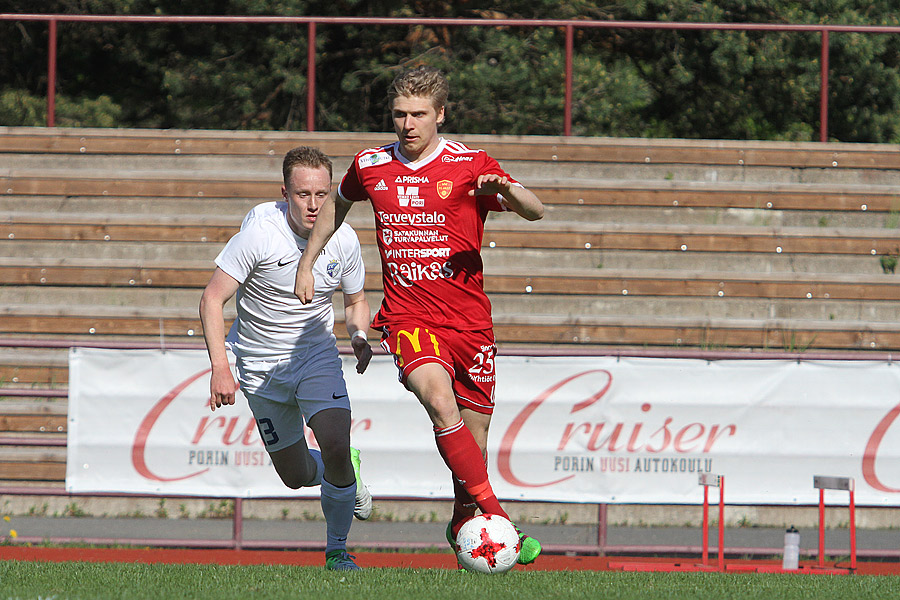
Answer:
[
  {"left": 388, "top": 65, "right": 449, "bottom": 111},
  {"left": 282, "top": 146, "right": 333, "bottom": 186}
]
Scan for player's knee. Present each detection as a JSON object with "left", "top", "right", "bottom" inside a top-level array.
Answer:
[
  {"left": 420, "top": 392, "right": 457, "bottom": 417},
  {"left": 282, "top": 474, "right": 317, "bottom": 489},
  {"left": 277, "top": 466, "right": 318, "bottom": 489}
]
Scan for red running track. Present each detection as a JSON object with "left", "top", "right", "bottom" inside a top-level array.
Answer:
[{"left": 2, "top": 547, "right": 900, "bottom": 575}]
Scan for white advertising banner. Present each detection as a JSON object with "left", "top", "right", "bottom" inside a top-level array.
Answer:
[{"left": 67, "top": 348, "right": 900, "bottom": 505}]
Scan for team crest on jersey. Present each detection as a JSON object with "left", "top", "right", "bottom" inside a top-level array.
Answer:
[
  {"left": 436, "top": 180, "right": 453, "bottom": 199},
  {"left": 358, "top": 151, "right": 392, "bottom": 169},
  {"left": 326, "top": 259, "right": 340, "bottom": 277}
]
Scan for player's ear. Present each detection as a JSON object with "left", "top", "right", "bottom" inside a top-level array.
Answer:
[
  {"left": 281, "top": 185, "right": 288, "bottom": 201},
  {"left": 436, "top": 105, "right": 445, "bottom": 127}
]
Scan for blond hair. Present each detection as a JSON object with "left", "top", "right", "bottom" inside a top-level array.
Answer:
[
  {"left": 282, "top": 146, "right": 333, "bottom": 186},
  {"left": 388, "top": 65, "right": 449, "bottom": 111}
]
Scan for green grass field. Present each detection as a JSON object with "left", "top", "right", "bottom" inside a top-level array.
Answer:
[{"left": 1, "top": 561, "right": 897, "bottom": 600}]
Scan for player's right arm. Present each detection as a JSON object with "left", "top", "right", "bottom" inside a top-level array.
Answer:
[
  {"left": 199, "top": 267, "right": 241, "bottom": 411},
  {"left": 294, "top": 191, "right": 355, "bottom": 304}
]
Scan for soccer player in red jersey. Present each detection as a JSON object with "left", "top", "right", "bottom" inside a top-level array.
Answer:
[{"left": 294, "top": 65, "right": 544, "bottom": 565}]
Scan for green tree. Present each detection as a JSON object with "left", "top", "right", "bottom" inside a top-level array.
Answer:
[
  {"left": 609, "top": 0, "right": 900, "bottom": 141},
  {"left": 2, "top": 0, "right": 900, "bottom": 142}
]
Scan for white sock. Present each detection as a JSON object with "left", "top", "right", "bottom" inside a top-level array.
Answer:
[
  {"left": 307, "top": 449, "right": 324, "bottom": 487},
  {"left": 321, "top": 478, "right": 356, "bottom": 554}
]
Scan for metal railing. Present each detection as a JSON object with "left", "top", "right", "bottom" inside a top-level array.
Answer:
[
  {"left": 0, "top": 485, "right": 879, "bottom": 559},
  {"left": 5, "top": 14, "right": 900, "bottom": 139}
]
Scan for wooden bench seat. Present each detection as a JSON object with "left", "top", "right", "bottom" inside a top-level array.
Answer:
[
  {"left": 0, "top": 446, "right": 66, "bottom": 483},
  {"left": 492, "top": 314, "right": 900, "bottom": 351},
  {"left": 0, "top": 364, "right": 68, "bottom": 388},
  {"left": 535, "top": 180, "right": 900, "bottom": 213},
  {"left": 1, "top": 260, "right": 898, "bottom": 302},
  {"left": 5, "top": 126, "right": 900, "bottom": 170},
  {"left": 6, "top": 127, "right": 900, "bottom": 489},
  {"left": 0, "top": 403, "right": 67, "bottom": 435},
  {"left": 6, "top": 172, "right": 900, "bottom": 214},
  {"left": 0, "top": 399, "right": 67, "bottom": 484},
  {"left": 1, "top": 305, "right": 897, "bottom": 351},
  {"left": 4, "top": 213, "right": 900, "bottom": 255}
]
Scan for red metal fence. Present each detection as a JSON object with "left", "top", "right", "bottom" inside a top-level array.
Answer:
[{"left": 5, "top": 14, "right": 900, "bottom": 139}]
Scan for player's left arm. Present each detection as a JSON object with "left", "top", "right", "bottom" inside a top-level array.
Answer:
[
  {"left": 470, "top": 173, "right": 544, "bottom": 221},
  {"left": 342, "top": 289, "right": 373, "bottom": 374}
]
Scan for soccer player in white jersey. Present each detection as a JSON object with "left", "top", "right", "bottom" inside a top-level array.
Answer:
[
  {"left": 294, "top": 66, "right": 545, "bottom": 567},
  {"left": 199, "top": 146, "right": 373, "bottom": 571}
]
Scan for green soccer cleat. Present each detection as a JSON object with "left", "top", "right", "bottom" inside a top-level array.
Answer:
[
  {"left": 325, "top": 550, "right": 360, "bottom": 571},
  {"left": 349, "top": 447, "right": 372, "bottom": 520},
  {"left": 445, "top": 521, "right": 467, "bottom": 571},
  {"left": 512, "top": 523, "right": 542, "bottom": 565}
]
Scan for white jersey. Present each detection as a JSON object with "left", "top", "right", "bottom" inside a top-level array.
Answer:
[{"left": 215, "top": 201, "right": 365, "bottom": 359}]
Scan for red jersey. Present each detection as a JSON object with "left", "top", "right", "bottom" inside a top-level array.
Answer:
[{"left": 338, "top": 138, "right": 516, "bottom": 331}]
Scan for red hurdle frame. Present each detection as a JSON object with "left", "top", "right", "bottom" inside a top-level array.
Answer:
[
  {"left": 700, "top": 473, "right": 725, "bottom": 570},
  {"left": 813, "top": 475, "right": 856, "bottom": 571}
]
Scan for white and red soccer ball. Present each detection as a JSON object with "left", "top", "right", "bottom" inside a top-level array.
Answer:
[{"left": 455, "top": 514, "right": 521, "bottom": 574}]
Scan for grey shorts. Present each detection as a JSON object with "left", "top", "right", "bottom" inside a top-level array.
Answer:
[{"left": 236, "top": 341, "right": 350, "bottom": 452}]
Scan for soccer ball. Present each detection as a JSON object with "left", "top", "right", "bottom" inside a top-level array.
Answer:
[{"left": 455, "top": 514, "right": 521, "bottom": 574}]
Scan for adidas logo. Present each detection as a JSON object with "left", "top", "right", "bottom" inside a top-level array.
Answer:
[{"left": 374, "top": 179, "right": 388, "bottom": 191}]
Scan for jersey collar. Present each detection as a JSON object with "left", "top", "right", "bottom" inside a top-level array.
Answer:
[{"left": 392, "top": 137, "right": 447, "bottom": 170}]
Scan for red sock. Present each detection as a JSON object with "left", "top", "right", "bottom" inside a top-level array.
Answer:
[
  {"left": 451, "top": 479, "right": 478, "bottom": 538},
  {"left": 434, "top": 419, "right": 509, "bottom": 525}
]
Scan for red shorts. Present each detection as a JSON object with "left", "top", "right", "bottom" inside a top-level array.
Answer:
[{"left": 380, "top": 324, "right": 497, "bottom": 415}]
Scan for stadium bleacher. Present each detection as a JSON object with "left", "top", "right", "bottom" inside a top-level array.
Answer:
[{"left": 2, "top": 126, "right": 900, "bottom": 486}]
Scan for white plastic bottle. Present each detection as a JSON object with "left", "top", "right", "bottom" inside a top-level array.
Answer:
[{"left": 782, "top": 526, "right": 800, "bottom": 570}]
